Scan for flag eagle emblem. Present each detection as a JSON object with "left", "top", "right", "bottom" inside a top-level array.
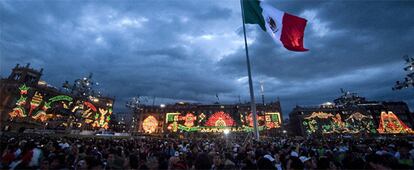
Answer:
[{"left": 267, "top": 16, "right": 278, "bottom": 33}]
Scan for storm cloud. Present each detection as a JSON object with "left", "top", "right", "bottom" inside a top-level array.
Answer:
[{"left": 1, "top": 0, "right": 413, "bottom": 117}]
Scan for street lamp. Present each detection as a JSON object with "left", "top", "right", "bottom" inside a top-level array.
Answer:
[
  {"left": 393, "top": 55, "right": 414, "bottom": 90},
  {"left": 62, "top": 73, "right": 102, "bottom": 98},
  {"left": 126, "top": 96, "right": 149, "bottom": 134},
  {"left": 223, "top": 129, "right": 230, "bottom": 135}
]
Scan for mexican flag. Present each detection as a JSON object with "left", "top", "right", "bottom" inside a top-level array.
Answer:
[{"left": 242, "top": 0, "right": 308, "bottom": 52}]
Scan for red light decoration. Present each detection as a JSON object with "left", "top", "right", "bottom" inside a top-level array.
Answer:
[
  {"left": 182, "top": 113, "right": 196, "bottom": 127},
  {"left": 32, "top": 111, "right": 47, "bottom": 122},
  {"left": 205, "top": 111, "right": 235, "bottom": 127},
  {"left": 246, "top": 113, "right": 264, "bottom": 127},
  {"left": 29, "top": 92, "right": 43, "bottom": 116},
  {"left": 9, "top": 107, "right": 26, "bottom": 119},
  {"left": 19, "top": 84, "right": 29, "bottom": 95},
  {"left": 84, "top": 101, "right": 97, "bottom": 112},
  {"left": 378, "top": 111, "right": 414, "bottom": 134}
]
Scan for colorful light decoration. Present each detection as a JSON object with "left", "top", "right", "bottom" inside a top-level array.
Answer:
[
  {"left": 198, "top": 113, "right": 206, "bottom": 123},
  {"left": 9, "top": 85, "right": 73, "bottom": 122},
  {"left": 91, "top": 108, "right": 111, "bottom": 129},
  {"left": 304, "top": 112, "right": 334, "bottom": 120},
  {"left": 205, "top": 111, "right": 235, "bottom": 127},
  {"left": 8, "top": 85, "right": 29, "bottom": 119},
  {"left": 182, "top": 113, "right": 196, "bottom": 127},
  {"left": 303, "top": 111, "right": 379, "bottom": 135},
  {"left": 142, "top": 115, "right": 158, "bottom": 133},
  {"left": 84, "top": 101, "right": 97, "bottom": 112},
  {"left": 32, "top": 111, "right": 47, "bottom": 122},
  {"left": 264, "top": 112, "right": 281, "bottom": 129},
  {"left": 9, "top": 84, "right": 113, "bottom": 127},
  {"left": 164, "top": 111, "right": 281, "bottom": 132},
  {"left": 166, "top": 113, "right": 181, "bottom": 132},
  {"left": 377, "top": 111, "right": 414, "bottom": 134},
  {"left": 166, "top": 113, "right": 180, "bottom": 123},
  {"left": 48, "top": 95, "right": 73, "bottom": 103},
  {"left": 344, "top": 112, "right": 376, "bottom": 134},
  {"left": 28, "top": 92, "right": 43, "bottom": 116},
  {"left": 79, "top": 101, "right": 113, "bottom": 129},
  {"left": 246, "top": 113, "right": 264, "bottom": 127},
  {"left": 19, "top": 84, "right": 29, "bottom": 95},
  {"left": 9, "top": 107, "right": 26, "bottom": 119}
]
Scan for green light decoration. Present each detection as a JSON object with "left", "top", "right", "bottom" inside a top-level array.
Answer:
[
  {"left": 167, "top": 115, "right": 174, "bottom": 122},
  {"left": 19, "top": 84, "right": 30, "bottom": 94},
  {"left": 303, "top": 112, "right": 378, "bottom": 135},
  {"left": 271, "top": 114, "right": 279, "bottom": 121},
  {"left": 178, "top": 124, "right": 199, "bottom": 132},
  {"left": 17, "top": 96, "right": 27, "bottom": 104},
  {"left": 242, "top": 125, "right": 265, "bottom": 132},
  {"left": 43, "top": 102, "right": 51, "bottom": 110},
  {"left": 48, "top": 95, "right": 73, "bottom": 103},
  {"left": 165, "top": 113, "right": 180, "bottom": 123},
  {"left": 322, "top": 125, "right": 332, "bottom": 132},
  {"left": 9, "top": 85, "right": 29, "bottom": 119}
]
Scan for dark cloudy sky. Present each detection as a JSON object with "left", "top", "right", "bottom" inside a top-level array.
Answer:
[{"left": 1, "top": 0, "right": 413, "bottom": 118}]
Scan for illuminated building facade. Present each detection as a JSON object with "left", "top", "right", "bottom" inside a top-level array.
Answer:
[
  {"left": 0, "top": 63, "right": 115, "bottom": 131},
  {"left": 289, "top": 91, "right": 414, "bottom": 136},
  {"left": 135, "top": 101, "right": 283, "bottom": 134}
]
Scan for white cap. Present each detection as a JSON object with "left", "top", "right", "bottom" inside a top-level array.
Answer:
[
  {"left": 264, "top": 154, "right": 275, "bottom": 162},
  {"left": 299, "top": 156, "right": 311, "bottom": 163},
  {"left": 290, "top": 151, "right": 299, "bottom": 157}
]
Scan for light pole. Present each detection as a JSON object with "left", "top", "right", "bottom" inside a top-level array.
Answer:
[
  {"left": 393, "top": 55, "right": 414, "bottom": 90},
  {"left": 126, "top": 96, "right": 149, "bottom": 134}
]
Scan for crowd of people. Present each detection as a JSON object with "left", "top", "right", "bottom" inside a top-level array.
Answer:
[{"left": 1, "top": 132, "right": 414, "bottom": 170}]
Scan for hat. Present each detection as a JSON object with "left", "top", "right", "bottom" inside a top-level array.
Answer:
[
  {"left": 264, "top": 154, "right": 275, "bottom": 162},
  {"left": 299, "top": 156, "right": 311, "bottom": 163},
  {"left": 290, "top": 151, "right": 299, "bottom": 157},
  {"left": 174, "top": 151, "right": 179, "bottom": 157}
]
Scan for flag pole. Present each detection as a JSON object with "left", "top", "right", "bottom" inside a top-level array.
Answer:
[{"left": 240, "top": 0, "right": 259, "bottom": 140}]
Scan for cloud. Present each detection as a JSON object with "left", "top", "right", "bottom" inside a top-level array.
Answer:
[
  {"left": 1, "top": 0, "right": 413, "bottom": 118},
  {"left": 300, "top": 9, "right": 331, "bottom": 37}
]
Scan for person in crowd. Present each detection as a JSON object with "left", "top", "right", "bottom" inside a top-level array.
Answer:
[{"left": 1, "top": 132, "right": 414, "bottom": 170}]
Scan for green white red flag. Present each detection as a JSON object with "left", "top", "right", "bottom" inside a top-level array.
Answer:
[{"left": 242, "top": 0, "right": 308, "bottom": 52}]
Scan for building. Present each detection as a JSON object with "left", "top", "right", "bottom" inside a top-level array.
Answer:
[
  {"left": 133, "top": 101, "right": 283, "bottom": 134},
  {"left": 289, "top": 90, "right": 414, "bottom": 136},
  {"left": 0, "top": 63, "right": 115, "bottom": 132}
]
